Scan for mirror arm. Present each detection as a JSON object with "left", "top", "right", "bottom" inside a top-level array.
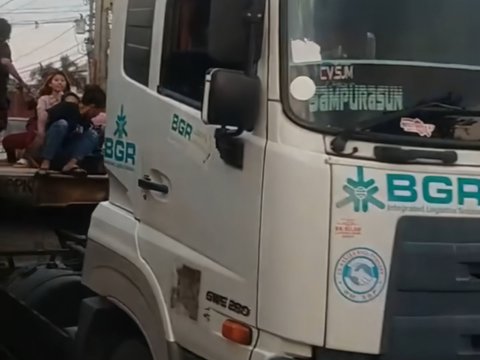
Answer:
[
  {"left": 218, "top": 126, "right": 244, "bottom": 137},
  {"left": 244, "top": 1, "right": 264, "bottom": 77},
  {"left": 215, "top": 127, "right": 245, "bottom": 169}
]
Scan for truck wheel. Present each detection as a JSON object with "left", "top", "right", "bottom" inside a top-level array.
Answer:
[
  {"left": 109, "top": 338, "right": 153, "bottom": 360},
  {"left": 6, "top": 266, "right": 93, "bottom": 328}
]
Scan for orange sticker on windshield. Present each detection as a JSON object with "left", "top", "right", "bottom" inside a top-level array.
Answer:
[{"left": 400, "top": 117, "right": 435, "bottom": 138}]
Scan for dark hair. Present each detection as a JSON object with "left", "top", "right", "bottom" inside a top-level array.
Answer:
[
  {"left": 0, "top": 19, "right": 11, "bottom": 41},
  {"left": 62, "top": 91, "right": 80, "bottom": 102},
  {"left": 38, "top": 70, "right": 71, "bottom": 97},
  {"left": 81, "top": 84, "right": 106, "bottom": 109}
]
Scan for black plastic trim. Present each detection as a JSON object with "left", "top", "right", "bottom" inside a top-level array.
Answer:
[
  {"left": 314, "top": 348, "right": 377, "bottom": 360},
  {"left": 382, "top": 216, "right": 480, "bottom": 360},
  {"left": 157, "top": 86, "right": 202, "bottom": 110}
]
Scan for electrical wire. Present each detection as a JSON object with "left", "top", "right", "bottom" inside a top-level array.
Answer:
[
  {"left": 0, "top": 0, "right": 15, "bottom": 10},
  {"left": 28, "top": 54, "right": 87, "bottom": 74},
  {"left": 7, "top": 10, "right": 86, "bottom": 16},
  {"left": 7, "top": 0, "right": 86, "bottom": 11},
  {"left": 22, "top": 56, "right": 88, "bottom": 82},
  {"left": 5, "top": 6, "right": 86, "bottom": 13},
  {"left": 15, "top": 25, "right": 75, "bottom": 61},
  {"left": 18, "top": 49, "right": 81, "bottom": 74},
  {"left": 19, "top": 56, "right": 87, "bottom": 78},
  {"left": 10, "top": 17, "right": 78, "bottom": 26},
  {"left": 17, "top": 43, "right": 80, "bottom": 72},
  {"left": 8, "top": 0, "right": 39, "bottom": 11}
]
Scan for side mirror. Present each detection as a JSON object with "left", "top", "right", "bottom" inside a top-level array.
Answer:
[
  {"left": 202, "top": 68, "right": 261, "bottom": 132},
  {"left": 208, "top": 0, "right": 265, "bottom": 65}
]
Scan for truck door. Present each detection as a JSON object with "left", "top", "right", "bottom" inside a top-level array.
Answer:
[
  {"left": 136, "top": 0, "right": 267, "bottom": 359},
  {"left": 102, "top": 0, "right": 158, "bottom": 216}
]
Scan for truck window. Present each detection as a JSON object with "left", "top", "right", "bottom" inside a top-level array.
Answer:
[
  {"left": 159, "top": 0, "right": 222, "bottom": 108},
  {"left": 124, "top": 0, "right": 156, "bottom": 86}
]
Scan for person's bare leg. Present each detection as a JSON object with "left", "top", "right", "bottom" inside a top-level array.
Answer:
[
  {"left": 62, "top": 158, "right": 78, "bottom": 172},
  {"left": 62, "top": 158, "right": 86, "bottom": 177},
  {"left": 40, "top": 159, "right": 50, "bottom": 170}
]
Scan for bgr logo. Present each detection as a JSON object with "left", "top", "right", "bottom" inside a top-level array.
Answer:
[
  {"left": 387, "top": 173, "right": 480, "bottom": 205},
  {"left": 171, "top": 114, "right": 193, "bottom": 140},
  {"left": 104, "top": 105, "right": 136, "bottom": 170},
  {"left": 337, "top": 166, "right": 480, "bottom": 213},
  {"left": 336, "top": 167, "right": 385, "bottom": 212}
]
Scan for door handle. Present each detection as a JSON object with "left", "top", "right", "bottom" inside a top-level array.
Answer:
[{"left": 138, "top": 178, "right": 169, "bottom": 194}]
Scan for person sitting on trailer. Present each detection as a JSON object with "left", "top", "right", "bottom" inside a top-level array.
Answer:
[
  {"left": 46, "top": 91, "right": 83, "bottom": 133},
  {"left": 2, "top": 70, "right": 71, "bottom": 166},
  {"left": 37, "top": 84, "right": 106, "bottom": 177}
]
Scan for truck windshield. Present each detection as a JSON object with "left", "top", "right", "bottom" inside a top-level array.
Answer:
[{"left": 283, "top": 0, "right": 480, "bottom": 144}]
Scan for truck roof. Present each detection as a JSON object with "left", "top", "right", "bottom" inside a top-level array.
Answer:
[{"left": 0, "top": 160, "right": 108, "bottom": 207}]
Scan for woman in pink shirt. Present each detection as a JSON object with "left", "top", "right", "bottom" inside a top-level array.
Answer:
[{"left": 3, "top": 70, "right": 71, "bottom": 166}]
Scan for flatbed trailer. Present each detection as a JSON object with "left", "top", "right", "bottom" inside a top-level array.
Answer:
[
  {"left": 0, "top": 117, "right": 109, "bottom": 359},
  {"left": 0, "top": 200, "right": 100, "bottom": 360},
  {"left": 0, "top": 161, "right": 109, "bottom": 207}
]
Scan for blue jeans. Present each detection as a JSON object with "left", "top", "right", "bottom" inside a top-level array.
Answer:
[{"left": 42, "top": 119, "right": 100, "bottom": 162}]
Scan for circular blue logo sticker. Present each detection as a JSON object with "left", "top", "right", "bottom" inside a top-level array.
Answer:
[{"left": 334, "top": 247, "right": 387, "bottom": 303}]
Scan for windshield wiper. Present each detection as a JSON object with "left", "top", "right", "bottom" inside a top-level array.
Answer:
[
  {"left": 373, "top": 146, "right": 458, "bottom": 165},
  {"left": 330, "top": 94, "right": 480, "bottom": 155}
]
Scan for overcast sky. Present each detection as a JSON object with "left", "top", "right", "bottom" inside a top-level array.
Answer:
[{"left": 1, "top": 0, "right": 89, "bottom": 82}]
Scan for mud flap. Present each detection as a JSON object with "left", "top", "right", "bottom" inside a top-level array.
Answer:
[{"left": 0, "top": 289, "right": 74, "bottom": 360}]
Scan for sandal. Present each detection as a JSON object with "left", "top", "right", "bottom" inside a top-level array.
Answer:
[
  {"left": 13, "top": 156, "right": 39, "bottom": 169},
  {"left": 13, "top": 158, "right": 29, "bottom": 168},
  {"left": 25, "top": 154, "right": 39, "bottom": 168},
  {"left": 36, "top": 168, "right": 51, "bottom": 176},
  {"left": 62, "top": 165, "right": 87, "bottom": 178}
]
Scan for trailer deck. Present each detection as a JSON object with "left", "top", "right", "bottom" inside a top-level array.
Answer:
[
  {"left": 0, "top": 160, "right": 109, "bottom": 207},
  {"left": 0, "top": 118, "right": 109, "bottom": 207}
]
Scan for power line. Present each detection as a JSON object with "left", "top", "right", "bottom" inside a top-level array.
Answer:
[
  {"left": 17, "top": 43, "right": 80, "bottom": 72},
  {"left": 10, "top": 17, "right": 78, "bottom": 26},
  {"left": 20, "top": 54, "right": 87, "bottom": 78},
  {"left": 11, "top": 16, "right": 77, "bottom": 25},
  {"left": 6, "top": 9, "right": 87, "bottom": 15},
  {"left": 67, "top": 54, "right": 87, "bottom": 64},
  {"left": 4, "top": 6, "right": 88, "bottom": 14},
  {"left": 12, "top": 16, "right": 78, "bottom": 22},
  {"left": 19, "top": 46, "right": 80, "bottom": 72},
  {"left": 8, "top": 0, "right": 39, "bottom": 12},
  {"left": 7, "top": 5, "right": 87, "bottom": 11},
  {"left": 15, "top": 25, "right": 75, "bottom": 61},
  {"left": 5, "top": 0, "right": 86, "bottom": 12},
  {"left": 0, "top": 0, "right": 15, "bottom": 9}
]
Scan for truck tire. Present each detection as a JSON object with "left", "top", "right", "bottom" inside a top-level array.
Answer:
[
  {"left": 75, "top": 297, "right": 155, "bottom": 360},
  {"left": 7, "top": 266, "right": 93, "bottom": 328},
  {"left": 109, "top": 338, "right": 153, "bottom": 360}
]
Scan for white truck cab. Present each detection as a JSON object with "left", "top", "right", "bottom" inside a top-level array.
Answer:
[{"left": 85, "top": 1, "right": 480, "bottom": 360}]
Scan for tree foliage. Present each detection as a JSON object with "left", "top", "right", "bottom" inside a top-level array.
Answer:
[{"left": 29, "top": 55, "right": 87, "bottom": 90}]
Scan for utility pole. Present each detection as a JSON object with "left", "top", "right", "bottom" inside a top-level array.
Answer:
[
  {"left": 93, "top": 0, "right": 111, "bottom": 89},
  {"left": 86, "top": 0, "right": 95, "bottom": 84}
]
